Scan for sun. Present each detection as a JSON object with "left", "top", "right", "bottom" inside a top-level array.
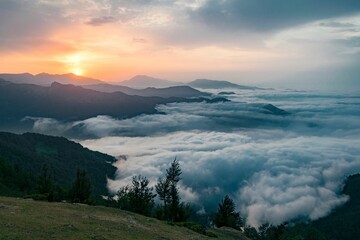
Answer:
[{"left": 73, "top": 68, "right": 83, "bottom": 76}]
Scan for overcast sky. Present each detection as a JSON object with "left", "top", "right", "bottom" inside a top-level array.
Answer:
[{"left": 0, "top": 0, "right": 360, "bottom": 89}]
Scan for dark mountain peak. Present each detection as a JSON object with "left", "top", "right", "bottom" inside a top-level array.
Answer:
[
  {"left": 50, "top": 81, "right": 72, "bottom": 88},
  {"left": 50, "top": 81, "right": 62, "bottom": 87},
  {"left": 262, "top": 104, "right": 289, "bottom": 115},
  {"left": 49, "top": 81, "right": 89, "bottom": 93}
]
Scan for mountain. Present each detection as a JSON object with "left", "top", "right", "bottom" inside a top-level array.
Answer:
[
  {"left": 0, "top": 79, "right": 228, "bottom": 122},
  {"left": 0, "top": 132, "right": 116, "bottom": 195},
  {"left": 188, "top": 79, "right": 261, "bottom": 90},
  {"left": 0, "top": 73, "right": 105, "bottom": 86},
  {"left": 84, "top": 83, "right": 210, "bottom": 98},
  {"left": 119, "top": 75, "right": 183, "bottom": 89}
]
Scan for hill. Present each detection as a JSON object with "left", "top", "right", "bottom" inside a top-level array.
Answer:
[
  {"left": 119, "top": 75, "right": 183, "bottom": 88},
  {"left": 0, "top": 73, "right": 104, "bottom": 86},
  {"left": 282, "top": 173, "right": 360, "bottom": 240},
  {"left": 188, "top": 79, "right": 261, "bottom": 90},
  {"left": 0, "top": 132, "right": 116, "bottom": 195},
  {"left": 84, "top": 84, "right": 211, "bottom": 98},
  {"left": 310, "top": 173, "right": 360, "bottom": 240},
  {"left": 0, "top": 196, "right": 250, "bottom": 240},
  {"left": 0, "top": 79, "right": 227, "bottom": 123}
]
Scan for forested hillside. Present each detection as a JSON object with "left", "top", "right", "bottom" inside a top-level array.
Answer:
[{"left": 0, "top": 132, "right": 116, "bottom": 195}]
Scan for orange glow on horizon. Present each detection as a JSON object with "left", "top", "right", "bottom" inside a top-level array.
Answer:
[{"left": 0, "top": 17, "right": 286, "bottom": 82}]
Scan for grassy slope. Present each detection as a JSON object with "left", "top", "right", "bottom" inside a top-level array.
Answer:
[{"left": 0, "top": 197, "right": 250, "bottom": 240}]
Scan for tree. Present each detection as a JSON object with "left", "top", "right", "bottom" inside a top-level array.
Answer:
[
  {"left": 115, "top": 185, "right": 130, "bottom": 210},
  {"left": 214, "top": 195, "right": 243, "bottom": 230},
  {"left": 155, "top": 177, "right": 170, "bottom": 208},
  {"left": 69, "top": 169, "right": 92, "bottom": 204},
  {"left": 128, "top": 175, "right": 156, "bottom": 215},
  {"left": 244, "top": 225, "right": 261, "bottom": 240},
  {"left": 37, "top": 164, "right": 53, "bottom": 200},
  {"left": 155, "top": 158, "right": 189, "bottom": 222},
  {"left": 114, "top": 175, "right": 156, "bottom": 216}
]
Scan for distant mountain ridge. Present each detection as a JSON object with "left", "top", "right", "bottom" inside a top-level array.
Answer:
[
  {"left": 0, "top": 73, "right": 264, "bottom": 91},
  {"left": 188, "top": 79, "right": 262, "bottom": 90},
  {"left": 0, "top": 79, "right": 228, "bottom": 122},
  {"left": 84, "top": 84, "right": 210, "bottom": 98},
  {"left": 119, "top": 75, "right": 183, "bottom": 88},
  {"left": 0, "top": 73, "right": 105, "bottom": 86}
]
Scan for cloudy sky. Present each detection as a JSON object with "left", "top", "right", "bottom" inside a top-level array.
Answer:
[{"left": 1, "top": 0, "right": 360, "bottom": 89}]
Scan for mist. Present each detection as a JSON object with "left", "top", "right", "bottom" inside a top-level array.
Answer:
[{"left": 28, "top": 88, "right": 360, "bottom": 227}]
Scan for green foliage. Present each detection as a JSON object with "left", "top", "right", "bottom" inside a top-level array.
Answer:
[
  {"left": 0, "top": 158, "right": 35, "bottom": 196},
  {"left": 244, "top": 225, "right": 261, "bottom": 240},
  {"left": 113, "top": 175, "right": 156, "bottom": 216},
  {"left": 37, "top": 164, "right": 55, "bottom": 201},
  {"left": 214, "top": 195, "right": 243, "bottom": 230},
  {"left": 282, "top": 174, "right": 360, "bottom": 240},
  {"left": 128, "top": 175, "right": 156, "bottom": 215},
  {"left": 0, "top": 132, "right": 116, "bottom": 195},
  {"left": 69, "top": 169, "right": 92, "bottom": 204},
  {"left": 36, "top": 143, "right": 58, "bottom": 156},
  {"left": 155, "top": 159, "right": 190, "bottom": 222}
]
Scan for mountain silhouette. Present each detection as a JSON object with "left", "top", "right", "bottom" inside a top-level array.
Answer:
[
  {"left": 0, "top": 73, "right": 105, "bottom": 86},
  {"left": 0, "top": 79, "right": 227, "bottom": 122},
  {"left": 119, "top": 75, "right": 183, "bottom": 88},
  {"left": 84, "top": 84, "right": 210, "bottom": 98},
  {"left": 188, "top": 79, "right": 262, "bottom": 90}
]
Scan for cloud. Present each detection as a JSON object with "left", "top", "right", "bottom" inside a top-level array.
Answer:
[
  {"left": 0, "top": 0, "right": 69, "bottom": 52},
  {"left": 85, "top": 16, "right": 117, "bottom": 26},
  {"left": 59, "top": 89, "right": 360, "bottom": 227},
  {"left": 82, "top": 131, "right": 360, "bottom": 227},
  {"left": 190, "top": 0, "right": 360, "bottom": 33},
  {"left": 27, "top": 100, "right": 294, "bottom": 138},
  {"left": 319, "top": 21, "right": 357, "bottom": 28}
]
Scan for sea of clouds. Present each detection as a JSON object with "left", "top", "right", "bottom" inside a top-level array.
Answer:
[{"left": 30, "top": 88, "right": 360, "bottom": 227}]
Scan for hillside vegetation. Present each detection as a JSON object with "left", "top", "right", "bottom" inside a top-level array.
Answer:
[
  {"left": 0, "top": 196, "right": 250, "bottom": 240},
  {"left": 281, "top": 173, "right": 360, "bottom": 240},
  {"left": 0, "top": 132, "right": 116, "bottom": 195}
]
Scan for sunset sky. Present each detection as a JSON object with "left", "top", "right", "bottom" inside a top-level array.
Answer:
[{"left": 1, "top": 0, "right": 360, "bottom": 89}]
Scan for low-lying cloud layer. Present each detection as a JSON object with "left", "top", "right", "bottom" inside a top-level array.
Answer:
[
  {"left": 82, "top": 130, "right": 360, "bottom": 227},
  {"left": 29, "top": 89, "right": 360, "bottom": 227}
]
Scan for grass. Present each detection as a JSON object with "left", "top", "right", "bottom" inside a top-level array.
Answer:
[{"left": 0, "top": 196, "right": 249, "bottom": 240}]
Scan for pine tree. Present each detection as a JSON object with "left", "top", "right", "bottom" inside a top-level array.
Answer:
[
  {"left": 38, "top": 164, "right": 52, "bottom": 194},
  {"left": 215, "top": 195, "right": 243, "bottom": 230},
  {"left": 128, "top": 175, "right": 156, "bottom": 216},
  {"left": 114, "top": 175, "right": 156, "bottom": 216},
  {"left": 69, "top": 169, "right": 92, "bottom": 204},
  {"left": 37, "top": 164, "right": 54, "bottom": 201},
  {"left": 155, "top": 158, "right": 189, "bottom": 222}
]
